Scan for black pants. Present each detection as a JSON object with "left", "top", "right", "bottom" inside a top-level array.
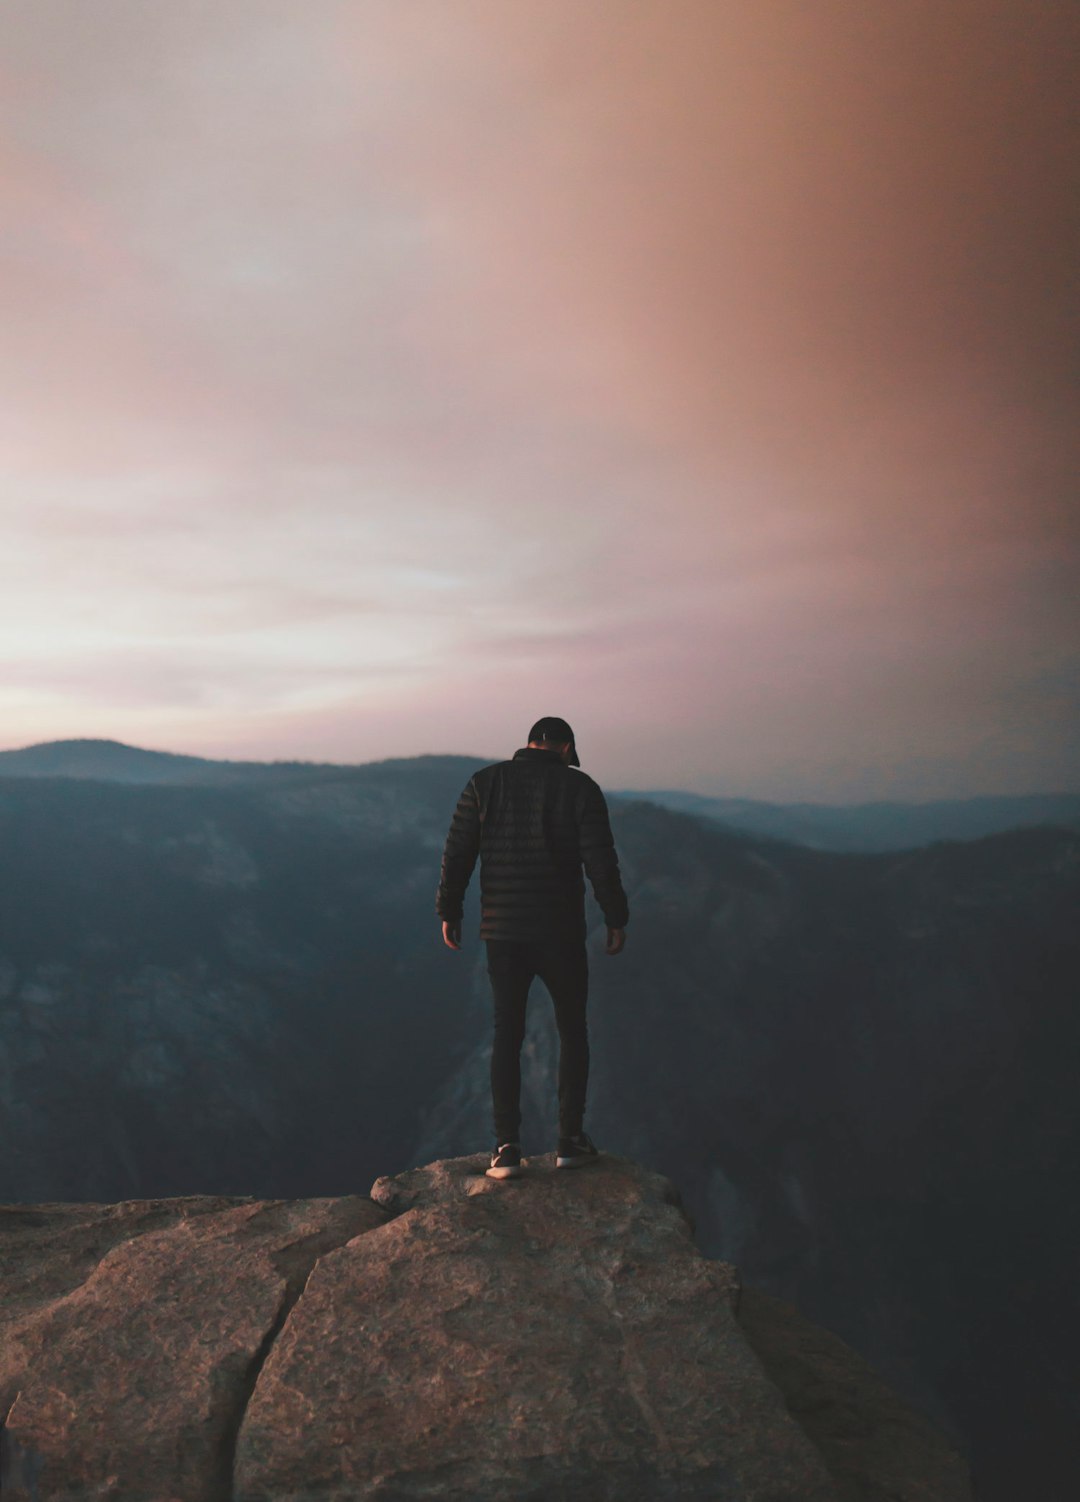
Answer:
[{"left": 485, "top": 936, "right": 590, "bottom": 1145}]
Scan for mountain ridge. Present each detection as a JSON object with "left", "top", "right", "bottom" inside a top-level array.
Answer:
[{"left": 2, "top": 736, "right": 1077, "bottom": 851}]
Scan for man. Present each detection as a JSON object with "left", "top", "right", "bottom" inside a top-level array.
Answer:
[{"left": 436, "top": 716, "right": 629, "bottom": 1180}]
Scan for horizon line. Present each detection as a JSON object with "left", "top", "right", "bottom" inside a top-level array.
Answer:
[{"left": 0, "top": 735, "right": 1077, "bottom": 807}]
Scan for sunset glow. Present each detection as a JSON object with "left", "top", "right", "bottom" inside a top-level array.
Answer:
[{"left": 1, "top": 1, "right": 1076, "bottom": 799}]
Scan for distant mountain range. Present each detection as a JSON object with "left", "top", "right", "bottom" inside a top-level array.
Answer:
[
  {"left": 0, "top": 738, "right": 1077, "bottom": 1498},
  {"left": 0, "top": 736, "right": 348, "bottom": 786},
  {"left": 4, "top": 737, "right": 1076, "bottom": 851},
  {"left": 609, "top": 786, "right": 1080, "bottom": 851}
]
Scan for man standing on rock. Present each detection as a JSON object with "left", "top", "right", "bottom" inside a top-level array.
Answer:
[{"left": 436, "top": 717, "right": 629, "bottom": 1180}]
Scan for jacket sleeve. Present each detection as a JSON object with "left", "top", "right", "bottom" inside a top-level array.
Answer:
[
  {"left": 435, "top": 778, "right": 481, "bottom": 922},
  {"left": 578, "top": 781, "right": 629, "bottom": 928}
]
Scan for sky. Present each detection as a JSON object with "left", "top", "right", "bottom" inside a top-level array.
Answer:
[{"left": 1, "top": 0, "right": 1077, "bottom": 802}]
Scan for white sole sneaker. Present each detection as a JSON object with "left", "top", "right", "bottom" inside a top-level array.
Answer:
[
  {"left": 556, "top": 1138, "right": 600, "bottom": 1168},
  {"left": 485, "top": 1144, "right": 523, "bottom": 1178}
]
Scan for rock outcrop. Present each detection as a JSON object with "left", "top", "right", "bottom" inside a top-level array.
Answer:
[{"left": 0, "top": 1154, "right": 970, "bottom": 1501}]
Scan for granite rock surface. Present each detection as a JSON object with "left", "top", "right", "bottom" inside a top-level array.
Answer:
[{"left": 0, "top": 1154, "right": 970, "bottom": 1501}]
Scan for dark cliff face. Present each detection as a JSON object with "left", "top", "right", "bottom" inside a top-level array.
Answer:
[
  {"left": 0, "top": 760, "right": 1076, "bottom": 1500},
  {"left": 0, "top": 762, "right": 484, "bottom": 1204}
]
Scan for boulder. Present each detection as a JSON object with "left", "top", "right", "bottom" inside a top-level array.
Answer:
[
  {"left": 0, "top": 1193, "right": 388, "bottom": 1499},
  {"left": 238, "top": 1153, "right": 836, "bottom": 1501}
]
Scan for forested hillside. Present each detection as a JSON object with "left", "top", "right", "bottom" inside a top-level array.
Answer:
[{"left": 0, "top": 752, "right": 1076, "bottom": 1498}]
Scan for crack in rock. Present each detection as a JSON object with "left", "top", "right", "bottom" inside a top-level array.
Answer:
[
  {"left": 0, "top": 1391, "right": 46, "bottom": 1501},
  {"left": 218, "top": 1207, "right": 396, "bottom": 1502}
]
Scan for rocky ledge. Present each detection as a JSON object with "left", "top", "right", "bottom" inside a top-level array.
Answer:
[{"left": 0, "top": 1153, "right": 969, "bottom": 1501}]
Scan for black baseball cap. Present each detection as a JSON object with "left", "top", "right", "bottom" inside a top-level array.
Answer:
[{"left": 527, "top": 716, "right": 580, "bottom": 767}]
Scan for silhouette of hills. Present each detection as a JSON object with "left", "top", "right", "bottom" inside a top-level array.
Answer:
[
  {"left": 610, "top": 786, "right": 1080, "bottom": 851},
  {"left": 0, "top": 737, "right": 487, "bottom": 788},
  {"left": 4, "top": 737, "right": 1075, "bottom": 851}
]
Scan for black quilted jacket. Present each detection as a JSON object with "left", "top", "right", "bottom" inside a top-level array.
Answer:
[{"left": 435, "top": 747, "right": 630, "bottom": 942}]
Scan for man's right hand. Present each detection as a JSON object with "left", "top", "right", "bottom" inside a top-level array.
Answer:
[{"left": 605, "top": 927, "right": 626, "bottom": 955}]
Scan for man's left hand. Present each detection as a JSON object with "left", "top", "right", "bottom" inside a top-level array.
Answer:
[
  {"left": 442, "top": 920, "right": 462, "bottom": 950},
  {"left": 605, "top": 926, "right": 626, "bottom": 955}
]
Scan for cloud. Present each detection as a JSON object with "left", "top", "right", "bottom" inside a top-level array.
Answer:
[{"left": 0, "top": 0, "right": 1076, "bottom": 798}]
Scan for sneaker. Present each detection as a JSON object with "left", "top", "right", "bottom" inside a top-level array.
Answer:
[
  {"left": 556, "top": 1131, "right": 600, "bottom": 1169},
  {"left": 486, "top": 1142, "right": 523, "bottom": 1179}
]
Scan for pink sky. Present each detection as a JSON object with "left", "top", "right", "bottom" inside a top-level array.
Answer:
[{"left": 1, "top": 0, "right": 1076, "bottom": 800}]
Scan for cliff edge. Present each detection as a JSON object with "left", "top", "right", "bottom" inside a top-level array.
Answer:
[{"left": 0, "top": 1153, "right": 969, "bottom": 1501}]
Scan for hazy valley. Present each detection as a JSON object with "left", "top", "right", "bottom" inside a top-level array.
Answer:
[{"left": 1, "top": 740, "right": 1077, "bottom": 1500}]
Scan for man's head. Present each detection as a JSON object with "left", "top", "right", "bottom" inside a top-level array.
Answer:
[{"left": 527, "top": 716, "right": 580, "bottom": 767}]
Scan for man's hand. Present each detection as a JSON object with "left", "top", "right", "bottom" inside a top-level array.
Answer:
[
  {"left": 442, "top": 920, "right": 462, "bottom": 951},
  {"left": 605, "top": 927, "right": 626, "bottom": 955}
]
